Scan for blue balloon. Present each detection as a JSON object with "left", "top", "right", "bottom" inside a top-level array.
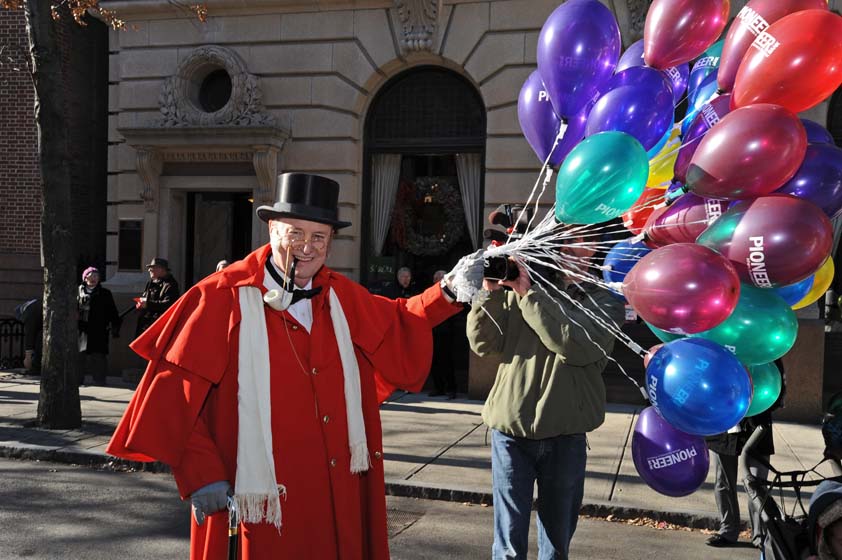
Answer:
[
  {"left": 645, "top": 338, "right": 751, "bottom": 437},
  {"left": 616, "top": 39, "right": 688, "bottom": 106},
  {"left": 647, "top": 126, "right": 672, "bottom": 159},
  {"left": 686, "top": 39, "right": 722, "bottom": 102},
  {"left": 774, "top": 143, "right": 842, "bottom": 219},
  {"left": 681, "top": 72, "right": 719, "bottom": 136},
  {"left": 603, "top": 239, "right": 651, "bottom": 301},
  {"left": 775, "top": 275, "right": 815, "bottom": 306},
  {"left": 801, "top": 119, "right": 835, "bottom": 145},
  {"left": 586, "top": 66, "right": 674, "bottom": 151}
]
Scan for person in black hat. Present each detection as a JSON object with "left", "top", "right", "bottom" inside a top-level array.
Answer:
[
  {"left": 108, "top": 172, "right": 484, "bottom": 559},
  {"left": 134, "top": 257, "right": 180, "bottom": 337}
]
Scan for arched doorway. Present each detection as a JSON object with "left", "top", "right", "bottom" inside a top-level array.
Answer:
[
  {"left": 361, "top": 66, "right": 486, "bottom": 291},
  {"left": 361, "top": 66, "right": 486, "bottom": 395}
]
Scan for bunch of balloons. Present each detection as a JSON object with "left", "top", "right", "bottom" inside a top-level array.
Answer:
[{"left": 519, "top": 0, "right": 842, "bottom": 499}]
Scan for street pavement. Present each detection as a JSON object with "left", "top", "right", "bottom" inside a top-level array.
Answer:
[
  {"left": 0, "top": 458, "right": 759, "bottom": 560},
  {"left": 0, "top": 370, "right": 835, "bottom": 547}
]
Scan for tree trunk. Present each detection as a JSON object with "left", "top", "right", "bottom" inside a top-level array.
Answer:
[{"left": 24, "top": 0, "right": 81, "bottom": 428}]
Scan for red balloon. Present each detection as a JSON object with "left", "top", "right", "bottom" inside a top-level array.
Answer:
[
  {"left": 623, "top": 243, "right": 741, "bottom": 334},
  {"left": 643, "top": 0, "right": 730, "bottom": 69},
  {"left": 623, "top": 188, "right": 666, "bottom": 235},
  {"left": 732, "top": 10, "right": 842, "bottom": 113},
  {"left": 686, "top": 104, "right": 806, "bottom": 200},
  {"left": 697, "top": 194, "right": 833, "bottom": 287},
  {"left": 643, "top": 193, "right": 727, "bottom": 247},
  {"left": 717, "top": 0, "right": 827, "bottom": 93}
]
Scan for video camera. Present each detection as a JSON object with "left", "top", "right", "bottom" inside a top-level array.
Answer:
[{"left": 482, "top": 204, "right": 533, "bottom": 282}]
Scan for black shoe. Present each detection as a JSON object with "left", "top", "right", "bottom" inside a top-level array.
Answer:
[
  {"left": 705, "top": 534, "right": 737, "bottom": 548},
  {"left": 447, "top": 392, "right": 457, "bottom": 400}
]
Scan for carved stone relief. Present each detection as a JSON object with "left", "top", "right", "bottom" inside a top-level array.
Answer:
[
  {"left": 395, "top": 0, "right": 441, "bottom": 52},
  {"left": 159, "top": 45, "right": 276, "bottom": 128},
  {"left": 627, "top": 0, "right": 652, "bottom": 41}
]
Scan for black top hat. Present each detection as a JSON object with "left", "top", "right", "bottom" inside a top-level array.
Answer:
[
  {"left": 256, "top": 173, "right": 351, "bottom": 229},
  {"left": 146, "top": 257, "right": 170, "bottom": 270}
]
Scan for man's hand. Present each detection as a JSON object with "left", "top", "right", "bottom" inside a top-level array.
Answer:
[
  {"left": 500, "top": 260, "right": 531, "bottom": 297},
  {"left": 190, "top": 481, "right": 232, "bottom": 525},
  {"left": 482, "top": 278, "right": 502, "bottom": 292}
]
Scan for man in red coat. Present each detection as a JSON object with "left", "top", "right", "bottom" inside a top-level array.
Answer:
[{"left": 107, "top": 173, "right": 472, "bottom": 560}]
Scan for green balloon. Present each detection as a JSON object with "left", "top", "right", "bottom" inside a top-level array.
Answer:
[
  {"left": 645, "top": 321, "right": 685, "bottom": 343},
  {"left": 703, "top": 39, "right": 724, "bottom": 59},
  {"left": 746, "top": 362, "right": 783, "bottom": 417},
  {"left": 691, "top": 284, "right": 797, "bottom": 366},
  {"left": 555, "top": 131, "right": 649, "bottom": 224}
]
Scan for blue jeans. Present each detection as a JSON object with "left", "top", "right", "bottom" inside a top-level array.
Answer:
[{"left": 491, "top": 429, "right": 587, "bottom": 560}]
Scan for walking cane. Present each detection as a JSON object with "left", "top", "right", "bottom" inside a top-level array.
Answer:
[{"left": 227, "top": 496, "right": 239, "bottom": 560}]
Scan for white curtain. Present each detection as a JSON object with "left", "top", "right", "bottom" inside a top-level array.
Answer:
[
  {"left": 455, "top": 153, "right": 482, "bottom": 249},
  {"left": 371, "top": 154, "right": 402, "bottom": 256}
]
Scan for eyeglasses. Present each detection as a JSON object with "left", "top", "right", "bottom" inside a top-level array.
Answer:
[{"left": 280, "top": 229, "right": 329, "bottom": 251}]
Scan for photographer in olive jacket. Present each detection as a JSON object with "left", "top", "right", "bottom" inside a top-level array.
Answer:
[{"left": 467, "top": 234, "right": 624, "bottom": 560}]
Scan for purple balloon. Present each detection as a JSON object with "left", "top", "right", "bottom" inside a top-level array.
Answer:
[
  {"left": 774, "top": 143, "right": 842, "bottom": 219},
  {"left": 632, "top": 407, "right": 710, "bottom": 497},
  {"left": 518, "top": 71, "right": 588, "bottom": 166},
  {"left": 617, "top": 39, "right": 688, "bottom": 105},
  {"left": 673, "top": 94, "right": 732, "bottom": 183},
  {"left": 801, "top": 119, "right": 835, "bottom": 145},
  {"left": 537, "top": 0, "right": 621, "bottom": 118},
  {"left": 585, "top": 66, "right": 674, "bottom": 151}
]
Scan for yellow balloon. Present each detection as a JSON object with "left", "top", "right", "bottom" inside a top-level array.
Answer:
[
  {"left": 646, "top": 125, "right": 681, "bottom": 189},
  {"left": 792, "top": 257, "right": 835, "bottom": 310}
]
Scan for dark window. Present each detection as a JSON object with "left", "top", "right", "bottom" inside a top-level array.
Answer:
[
  {"left": 199, "top": 69, "right": 232, "bottom": 113},
  {"left": 366, "top": 67, "right": 486, "bottom": 149},
  {"left": 118, "top": 220, "right": 143, "bottom": 270},
  {"left": 828, "top": 86, "right": 842, "bottom": 147}
]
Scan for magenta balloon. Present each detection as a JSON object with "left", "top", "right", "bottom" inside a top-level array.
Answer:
[
  {"left": 697, "top": 194, "right": 833, "bottom": 287},
  {"left": 686, "top": 104, "right": 807, "bottom": 200},
  {"left": 518, "top": 71, "right": 588, "bottom": 166},
  {"left": 673, "top": 94, "right": 732, "bottom": 184},
  {"left": 717, "top": 0, "right": 828, "bottom": 92},
  {"left": 623, "top": 243, "right": 741, "bottom": 334},
  {"left": 644, "top": 193, "right": 728, "bottom": 247},
  {"left": 643, "top": 0, "right": 730, "bottom": 69},
  {"left": 632, "top": 407, "right": 710, "bottom": 497}
]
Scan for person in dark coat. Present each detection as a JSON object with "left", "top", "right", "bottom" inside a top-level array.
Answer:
[
  {"left": 135, "top": 257, "right": 181, "bottom": 336},
  {"left": 429, "top": 269, "right": 458, "bottom": 398},
  {"left": 705, "top": 359, "right": 786, "bottom": 548},
  {"left": 384, "top": 267, "right": 419, "bottom": 299},
  {"left": 77, "top": 267, "right": 121, "bottom": 386}
]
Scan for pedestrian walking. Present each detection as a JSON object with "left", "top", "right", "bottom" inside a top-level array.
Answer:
[
  {"left": 77, "top": 267, "right": 121, "bottom": 386},
  {"left": 467, "top": 235, "right": 624, "bottom": 560},
  {"left": 107, "top": 172, "right": 471, "bottom": 560},
  {"left": 706, "top": 360, "right": 786, "bottom": 548},
  {"left": 135, "top": 257, "right": 180, "bottom": 336},
  {"left": 384, "top": 266, "right": 419, "bottom": 299},
  {"left": 429, "top": 269, "right": 458, "bottom": 399}
]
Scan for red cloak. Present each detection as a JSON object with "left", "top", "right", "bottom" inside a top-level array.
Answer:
[{"left": 107, "top": 245, "right": 462, "bottom": 559}]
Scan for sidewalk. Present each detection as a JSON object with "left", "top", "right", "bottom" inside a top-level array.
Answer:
[{"left": 0, "top": 370, "right": 833, "bottom": 530}]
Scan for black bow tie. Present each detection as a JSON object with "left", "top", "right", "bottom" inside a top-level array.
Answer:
[
  {"left": 290, "top": 286, "right": 322, "bottom": 304},
  {"left": 265, "top": 257, "right": 322, "bottom": 304}
]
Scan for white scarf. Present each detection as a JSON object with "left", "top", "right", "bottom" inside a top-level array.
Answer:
[{"left": 235, "top": 284, "right": 369, "bottom": 529}]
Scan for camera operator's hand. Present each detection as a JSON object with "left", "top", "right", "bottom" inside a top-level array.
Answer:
[
  {"left": 500, "top": 260, "right": 531, "bottom": 297},
  {"left": 482, "top": 278, "right": 503, "bottom": 292}
]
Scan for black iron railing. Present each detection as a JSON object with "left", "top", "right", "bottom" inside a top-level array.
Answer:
[{"left": 0, "top": 318, "right": 25, "bottom": 369}]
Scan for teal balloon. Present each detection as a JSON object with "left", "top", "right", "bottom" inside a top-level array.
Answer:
[
  {"left": 746, "top": 362, "right": 783, "bottom": 417},
  {"left": 555, "top": 131, "right": 649, "bottom": 224},
  {"left": 691, "top": 284, "right": 798, "bottom": 366},
  {"left": 646, "top": 321, "right": 685, "bottom": 343}
]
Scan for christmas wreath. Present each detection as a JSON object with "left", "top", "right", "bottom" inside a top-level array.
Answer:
[{"left": 391, "top": 177, "right": 464, "bottom": 256}]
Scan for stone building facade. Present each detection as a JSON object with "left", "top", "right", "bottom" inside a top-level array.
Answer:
[{"left": 4, "top": 0, "right": 842, "bottom": 416}]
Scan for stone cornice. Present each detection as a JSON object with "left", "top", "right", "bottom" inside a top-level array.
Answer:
[
  {"left": 118, "top": 125, "right": 289, "bottom": 150},
  {"left": 98, "top": 0, "right": 392, "bottom": 19}
]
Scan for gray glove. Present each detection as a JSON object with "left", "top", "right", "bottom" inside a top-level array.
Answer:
[
  {"left": 445, "top": 248, "right": 486, "bottom": 304},
  {"left": 190, "top": 480, "right": 232, "bottom": 525}
]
